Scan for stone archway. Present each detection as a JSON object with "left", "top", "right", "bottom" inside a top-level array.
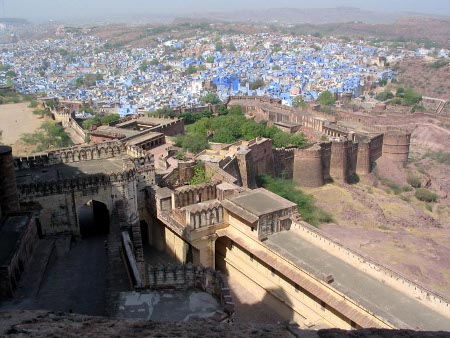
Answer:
[{"left": 78, "top": 200, "right": 110, "bottom": 238}]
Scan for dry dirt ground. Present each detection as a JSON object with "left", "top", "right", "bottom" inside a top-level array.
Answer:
[
  {"left": 305, "top": 172, "right": 450, "bottom": 298},
  {"left": 396, "top": 58, "right": 450, "bottom": 100},
  {"left": 0, "top": 103, "right": 43, "bottom": 156}
]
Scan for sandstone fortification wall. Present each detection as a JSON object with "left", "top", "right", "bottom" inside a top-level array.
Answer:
[
  {"left": 228, "top": 96, "right": 411, "bottom": 185},
  {"left": 291, "top": 221, "right": 450, "bottom": 318},
  {"left": 0, "top": 146, "right": 20, "bottom": 214},
  {"left": 293, "top": 146, "right": 324, "bottom": 187},
  {"left": 381, "top": 132, "right": 411, "bottom": 167}
]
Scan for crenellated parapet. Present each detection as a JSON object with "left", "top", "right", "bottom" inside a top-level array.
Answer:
[
  {"left": 17, "top": 169, "right": 137, "bottom": 198},
  {"left": 14, "top": 141, "right": 128, "bottom": 171},
  {"left": 182, "top": 200, "right": 224, "bottom": 230},
  {"left": 146, "top": 263, "right": 235, "bottom": 320},
  {"left": 172, "top": 181, "right": 220, "bottom": 209}
]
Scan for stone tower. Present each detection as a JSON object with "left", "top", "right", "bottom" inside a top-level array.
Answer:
[{"left": 0, "top": 145, "right": 20, "bottom": 215}]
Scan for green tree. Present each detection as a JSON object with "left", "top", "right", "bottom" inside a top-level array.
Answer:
[
  {"left": 215, "top": 41, "right": 224, "bottom": 52},
  {"left": 228, "top": 41, "right": 237, "bottom": 51},
  {"left": 21, "top": 121, "right": 73, "bottom": 151},
  {"left": 139, "top": 60, "right": 149, "bottom": 72},
  {"left": 403, "top": 89, "right": 422, "bottom": 106},
  {"left": 249, "top": 78, "right": 265, "bottom": 90},
  {"left": 100, "top": 114, "right": 121, "bottom": 124},
  {"left": 293, "top": 96, "right": 306, "bottom": 108},
  {"left": 317, "top": 91, "right": 336, "bottom": 106},
  {"left": 82, "top": 117, "right": 101, "bottom": 130},
  {"left": 185, "top": 65, "right": 198, "bottom": 74},
  {"left": 150, "top": 58, "right": 159, "bottom": 66},
  {"left": 200, "top": 92, "right": 221, "bottom": 105},
  {"left": 205, "top": 55, "right": 215, "bottom": 63},
  {"left": 188, "top": 162, "right": 212, "bottom": 185},
  {"left": 33, "top": 109, "right": 52, "bottom": 118}
]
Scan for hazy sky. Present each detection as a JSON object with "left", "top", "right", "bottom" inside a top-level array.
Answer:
[{"left": 3, "top": 0, "right": 450, "bottom": 21}]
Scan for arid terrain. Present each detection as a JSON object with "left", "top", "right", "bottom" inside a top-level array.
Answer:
[
  {"left": 396, "top": 58, "right": 450, "bottom": 100},
  {"left": 306, "top": 118, "right": 450, "bottom": 297},
  {"left": 0, "top": 103, "right": 43, "bottom": 156}
]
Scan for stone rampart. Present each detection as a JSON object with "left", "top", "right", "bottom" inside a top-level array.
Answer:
[
  {"left": 293, "top": 146, "right": 324, "bottom": 187},
  {"left": 146, "top": 263, "right": 235, "bottom": 320},
  {"left": 13, "top": 141, "right": 127, "bottom": 171},
  {"left": 0, "top": 146, "right": 20, "bottom": 214},
  {"left": 381, "top": 132, "right": 411, "bottom": 167},
  {"left": 17, "top": 169, "right": 136, "bottom": 198},
  {"left": 273, "top": 148, "right": 295, "bottom": 179},
  {"left": 172, "top": 182, "right": 219, "bottom": 209},
  {"left": 291, "top": 221, "right": 450, "bottom": 317}
]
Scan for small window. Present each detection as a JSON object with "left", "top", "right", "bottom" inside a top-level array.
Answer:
[
  {"left": 250, "top": 253, "right": 254, "bottom": 262},
  {"left": 251, "top": 227, "right": 255, "bottom": 232},
  {"left": 294, "top": 283, "right": 300, "bottom": 293},
  {"left": 320, "top": 301, "right": 326, "bottom": 311},
  {"left": 230, "top": 241, "right": 234, "bottom": 251},
  {"left": 271, "top": 267, "right": 275, "bottom": 276}
]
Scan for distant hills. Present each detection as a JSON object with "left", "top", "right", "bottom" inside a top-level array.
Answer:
[{"left": 178, "top": 6, "right": 447, "bottom": 25}]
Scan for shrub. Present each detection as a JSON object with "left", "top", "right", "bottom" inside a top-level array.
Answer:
[
  {"left": 402, "top": 185, "right": 413, "bottom": 192},
  {"left": 256, "top": 174, "right": 333, "bottom": 227},
  {"left": 406, "top": 175, "right": 421, "bottom": 188},
  {"left": 415, "top": 188, "right": 438, "bottom": 203}
]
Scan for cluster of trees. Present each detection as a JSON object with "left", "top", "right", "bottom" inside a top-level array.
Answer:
[
  {"left": 32, "top": 108, "right": 53, "bottom": 118},
  {"left": 82, "top": 113, "right": 121, "bottom": 130},
  {"left": 175, "top": 105, "right": 307, "bottom": 153},
  {"left": 21, "top": 121, "right": 73, "bottom": 152},
  {"left": 256, "top": 174, "right": 333, "bottom": 226},
  {"left": 292, "top": 96, "right": 306, "bottom": 108},
  {"left": 74, "top": 73, "right": 103, "bottom": 88},
  {"left": 249, "top": 78, "right": 265, "bottom": 90},
  {"left": 377, "top": 87, "right": 422, "bottom": 107},
  {"left": 317, "top": 90, "right": 336, "bottom": 106},
  {"left": 430, "top": 60, "right": 449, "bottom": 69},
  {"left": 0, "top": 90, "right": 36, "bottom": 104}
]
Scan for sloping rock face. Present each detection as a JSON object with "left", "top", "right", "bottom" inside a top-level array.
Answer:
[{"left": 1, "top": 311, "right": 449, "bottom": 337}]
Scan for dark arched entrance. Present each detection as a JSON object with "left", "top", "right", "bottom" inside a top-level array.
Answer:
[{"left": 79, "top": 200, "right": 110, "bottom": 238}]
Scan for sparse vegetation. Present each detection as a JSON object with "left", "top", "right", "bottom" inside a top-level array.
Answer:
[
  {"left": 21, "top": 121, "right": 73, "bottom": 151},
  {"left": 82, "top": 114, "right": 121, "bottom": 130},
  {"left": 256, "top": 174, "right": 333, "bottom": 226},
  {"left": 187, "top": 162, "right": 212, "bottom": 186},
  {"left": 407, "top": 174, "right": 422, "bottom": 188},
  {"left": 430, "top": 60, "right": 449, "bottom": 69},
  {"left": 415, "top": 188, "right": 438, "bottom": 203},
  {"left": 424, "top": 151, "right": 450, "bottom": 166}
]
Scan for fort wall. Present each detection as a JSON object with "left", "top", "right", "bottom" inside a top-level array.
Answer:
[
  {"left": 146, "top": 264, "right": 235, "bottom": 321},
  {"left": 381, "top": 132, "right": 411, "bottom": 167},
  {"left": 0, "top": 146, "right": 20, "bottom": 214},
  {"left": 293, "top": 146, "right": 324, "bottom": 187},
  {"left": 13, "top": 141, "right": 128, "bottom": 171},
  {"left": 291, "top": 221, "right": 450, "bottom": 318}
]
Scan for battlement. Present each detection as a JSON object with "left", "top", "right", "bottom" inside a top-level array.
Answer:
[
  {"left": 17, "top": 169, "right": 137, "bottom": 198},
  {"left": 14, "top": 141, "right": 128, "bottom": 171},
  {"left": 146, "top": 263, "right": 234, "bottom": 319}
]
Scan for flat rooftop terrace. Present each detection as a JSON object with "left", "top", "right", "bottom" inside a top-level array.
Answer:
[
  {"left": 227, "top": 189, "right": 297, "bottom": 217},
  {"left": 15, "top": 157, "right": 127, "bottom": 185},
  {"left": 266, "top": 231, "right": 450, "bottom": 331}
]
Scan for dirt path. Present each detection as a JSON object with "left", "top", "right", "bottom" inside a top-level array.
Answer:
[{"left": 0, "top": 103, "right": 42, "bottom": 145}]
